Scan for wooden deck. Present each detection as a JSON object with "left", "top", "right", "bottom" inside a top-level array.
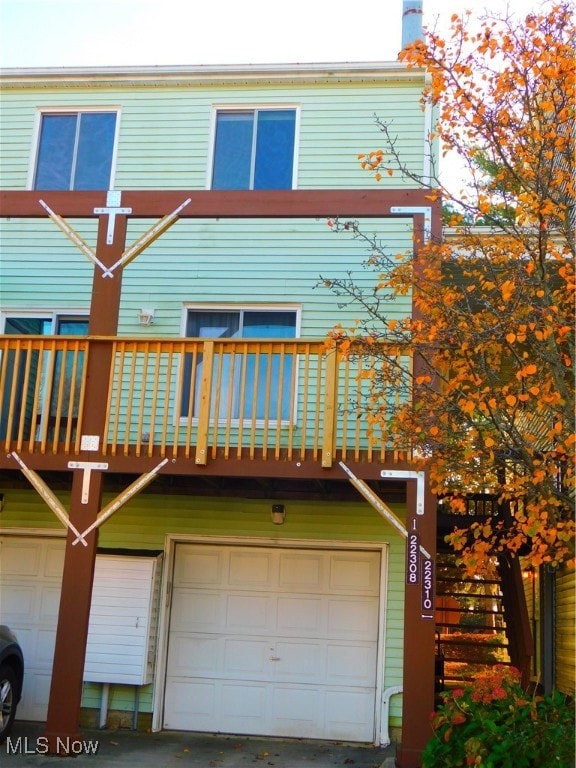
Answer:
[{"left": 0, "top": 334, "right": 413, "bottom": 477}]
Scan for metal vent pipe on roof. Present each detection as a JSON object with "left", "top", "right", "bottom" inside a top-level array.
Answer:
[{"left": 401, "top": 0, "right": 423, "bottom": 49}]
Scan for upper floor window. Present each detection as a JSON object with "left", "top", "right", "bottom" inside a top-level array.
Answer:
[
  {"left": 33, "top": 111, "right": 117, "bottom": 190},
  {"left": 211, "top": 108, "right": 296, "bottom": 190}
]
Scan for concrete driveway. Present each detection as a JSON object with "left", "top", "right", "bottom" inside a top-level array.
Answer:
[{"left": 2, "top": 722, "right": 396, "bottom": 768}]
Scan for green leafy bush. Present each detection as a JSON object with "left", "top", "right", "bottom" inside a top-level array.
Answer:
[{"left": 422, "top": 665, "right": 575, "bottom": 767}]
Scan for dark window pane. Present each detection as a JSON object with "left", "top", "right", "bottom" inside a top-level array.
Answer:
[
  {"left": 182, "top": 312, "right": 241, "bottom": 418},
  {"left": 212, "top": 113, "right": 254, "bottom": 190},
  {"left": 56, "top": 318, "right": 89, "bottom": 335},
  {"left": 52, "top": 318, "right": 88, "bottom": 420},
  {"left": 34, "top": 115, "right": 76, "bottom": 190},
  {"left": 4, "top": 317, "right": 51, "bottom": 334},
  {"left": 242, "top": 312, "right": 295, "bottom": 420},
  {"left": 242, "top": 311, "right": 296, "bottom": 338},
  {"left": 75, "top": 113, "right": 116, "bottom": 190},
  {"left": 186, "top": 311, "right": 240, "bottom": 338},
  {"left": 254, "top": 110, "right": 295, "bottom": 190}
]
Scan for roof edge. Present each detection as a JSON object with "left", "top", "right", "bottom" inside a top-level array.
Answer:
[{"left": 0, "top": 60, "right": 425, "bottom": 88}]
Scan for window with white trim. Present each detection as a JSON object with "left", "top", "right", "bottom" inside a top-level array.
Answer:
[
  {"left": 33, "top": 111, "right": 117, "bottom": 190},
  {"left": 181, "top": 308, "right": 298, "bottom": 422},
  {"left": 211, "top": 108, "right": 296, "bottom": 190}
]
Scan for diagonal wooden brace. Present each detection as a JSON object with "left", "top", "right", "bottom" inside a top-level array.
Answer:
[
  {"left": 105, "top": 197, "right": 192, "bottom": 276},
  {"left": 9, "top": 452, "right": 88, "bottom": 546},
  {"left": 339, "top": 461, "right": 431, "bottom": 559},
  {"left": 71, "top": 458, "right": 169, "bottom": 545},
  {"left": 39, "top": 199, "right": 114, "bottom": 277}
]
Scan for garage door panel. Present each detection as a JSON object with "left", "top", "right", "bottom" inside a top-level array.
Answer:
[
  {"left": 223, "top": 638, "right": 271, "bottom": 675},
  {"left": 39, "top": 585, "right": 61, "bottom": 621},
  {"left": 6, "top": 627, "right": 34, "bottom": 661},
  {"left": 329, "top": 554, "right": 380, "bottom": 594},
  {"left": 327, "top": 598, "right": 379, "bottom": 638},
  {"left": 0, "top": 585, "right": 36, "bottom": 620},
  {"left": 325, "top": 689, "right": 375, "bottom": 741},
  {"left": 165, "top": 679, "right": 273, "bottom": 734},
  {"left": 220, "top": 681, "right": 268, "bottom": 720},
  {"left": 165, "top": 544, "right": 382, "bottom": 741},
  {"left": 229, "top": 550, "right": 275, "bottom": 587},
  {"left": 35, "top": 628, "right": 57, "bottom": 665},
  {"left": 225, "top": 593, "right": 274, "bottom": 631},
  {"left": 273, "top": 640, "right": 323, "bottom": 680},
  {"left": 326, "top": 642, "right": 377, "bottom": 685},
  {"left": 276, "top": 596, "right": 324, "bottom": 634},
  {"left": 20, "top": 672, "right": 53, "bottom": 722},
  {"left": 278, "top": 552, "right": 324, "bottom": 591},
  {"left": 44, "top": 545, "right": 66, "bottom": 577},
  {"left": 164, "top": 678, "right": 217, "bottom": 728},
  {"left": 170, "top": 590, "right": 224, "bottom": 632},
  {"left": 1, "top": 542, "right": 42, "bottom": 575},
  {"left": 167, "top": 633, "right": 222, "bottom": 676},
  {"left": 272, "top": 684, "right": 320, "bottom": 723},
  {"left": 174, "top": 546, "right": 225, "bottom": 586}
]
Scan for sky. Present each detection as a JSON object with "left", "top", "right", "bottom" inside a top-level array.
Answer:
[{"left": 0, "top": 0, "right": 542, "bottom": 70}]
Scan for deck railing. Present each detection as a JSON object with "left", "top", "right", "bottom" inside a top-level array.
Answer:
[{"left": 0, "top": 335, "right": 411, "bottom": 465}]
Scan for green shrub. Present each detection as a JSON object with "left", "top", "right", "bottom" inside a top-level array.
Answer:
[{"left": 422, "top": 665, "right": 575, "bottom": 767}]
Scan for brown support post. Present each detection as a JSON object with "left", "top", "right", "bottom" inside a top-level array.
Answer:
[
  {"left": 397, "top": 474, "right": 437, "bottom": 768},
  {"left": 44, "top": 212, "right": 127, "bottom": 753},
  {"left": 322, "top": 348, "right": 338, "bottom": 467}
]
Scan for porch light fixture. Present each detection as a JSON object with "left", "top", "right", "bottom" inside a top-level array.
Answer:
[
  {"left": 271, "top": 504, "right": 286, "bottom": 525},
  {"left": 138, "top": 309, "right": 155, "bottom": 326}
]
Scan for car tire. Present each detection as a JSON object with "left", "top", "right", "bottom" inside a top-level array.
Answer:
[{"left": 0, "top": 664, "right": 18, "bottom": 742}]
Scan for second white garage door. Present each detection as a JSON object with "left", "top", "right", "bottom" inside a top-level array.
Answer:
[
  {"left": 163, "top": 544, "right": 382, "bottom": 741},
  {"left": 0, "top": 535, "right": 65, "bottom": 721}
]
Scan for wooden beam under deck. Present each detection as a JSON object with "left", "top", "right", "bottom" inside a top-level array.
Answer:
[
  {"left": 0, "top": 449, "right": 417, "bottom": 480},
  {"left": 0, "top": 188, "right": 439, "bottom": 219}
]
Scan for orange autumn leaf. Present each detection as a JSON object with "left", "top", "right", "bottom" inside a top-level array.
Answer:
[{"left": 500, "top": 280, "right": 515, "bottom": 302}]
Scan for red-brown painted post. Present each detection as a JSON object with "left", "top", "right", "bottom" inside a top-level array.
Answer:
[
  {"left": 396, "top": 474, "right": 437, "bottom": 768},
  {"left": 43, "top": 212, "right": 127, "bottom": 753}
]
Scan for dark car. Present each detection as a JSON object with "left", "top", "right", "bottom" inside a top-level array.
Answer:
[{"left": 0, "top": 625, "right": 24, "bottom": 742}]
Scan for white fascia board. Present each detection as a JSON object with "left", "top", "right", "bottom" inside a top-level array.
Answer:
[{"left": 0, "top": 61, "right": 426, "bottom": 89}]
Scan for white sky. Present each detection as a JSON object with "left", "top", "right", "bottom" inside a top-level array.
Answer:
[{"left": 0, "top": 0, "right": 541, "bottom": 69}]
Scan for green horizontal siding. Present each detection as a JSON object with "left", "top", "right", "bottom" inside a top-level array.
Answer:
[
  {"left": 1, "top": 75, "right": 422, "bottom": 348},
  {"left": 0, "top": 79, "right": 426, "bottom": 190},
  {"left": 0, "top": 487, "right": 407, "bottom": 722},
  {"left": 1, "top": 217, "right": 414, "bottom": 330}
]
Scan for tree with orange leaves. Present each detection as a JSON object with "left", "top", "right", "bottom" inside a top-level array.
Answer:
[{"left": 323, "top": 2, "right": 575, "bottom": 573}]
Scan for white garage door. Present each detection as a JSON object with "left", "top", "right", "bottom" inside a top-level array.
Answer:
[
  {"left": 0, "top": 535, "right": 65, "bottom": 721},
  {"left": 164, "top": 544, "right": 382, "bottom": 741}
]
